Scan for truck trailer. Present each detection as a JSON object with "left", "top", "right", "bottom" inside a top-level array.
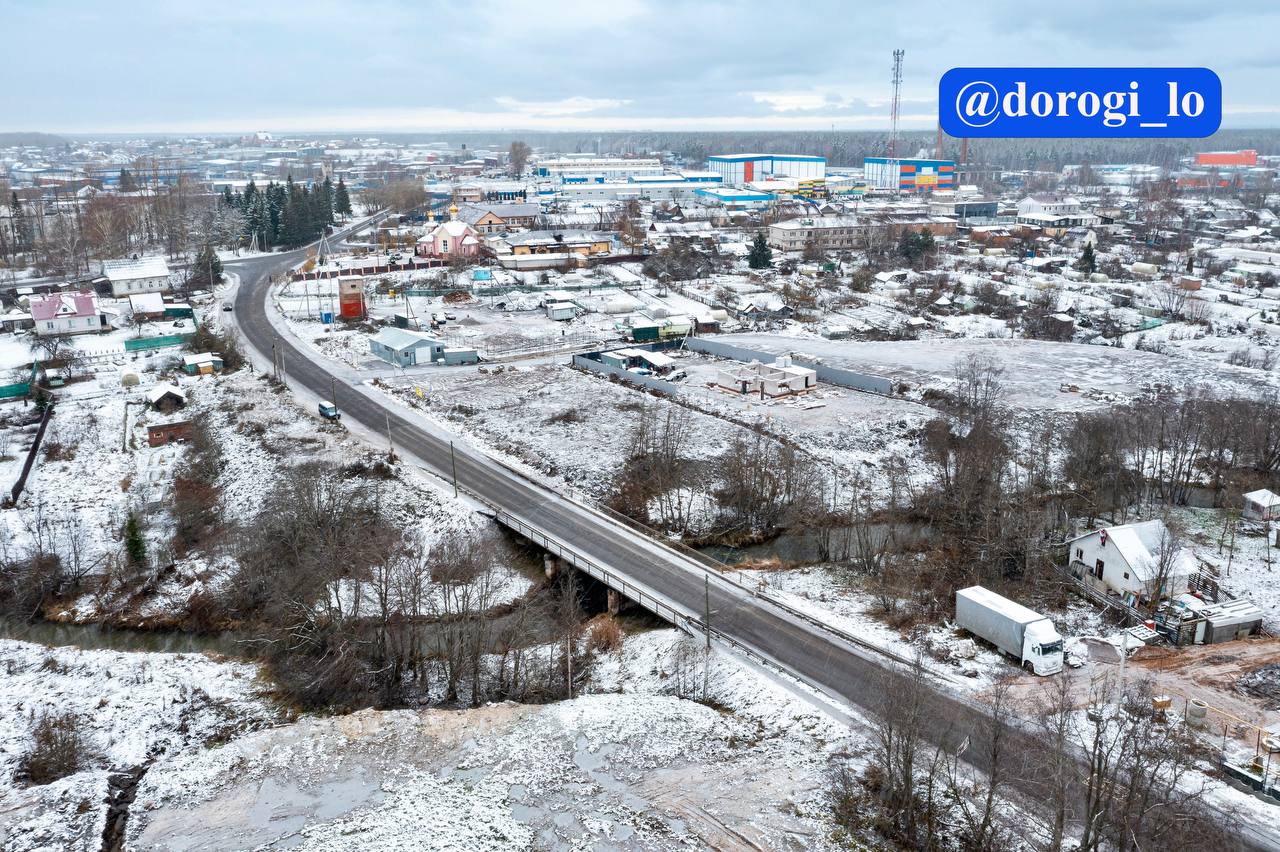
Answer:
[{"left": 955, "top": 586, "right": 1064, "bottom": 675}]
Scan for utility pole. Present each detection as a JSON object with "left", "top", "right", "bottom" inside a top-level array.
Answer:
[
  {"left": 704, "top": 575, "right": 711, "bottom": 651},
  {"left": 385, "top": 411, "right": 394, "bottom": 458},
  {"left": 330, "top": 376, "right": 337, "bottom": 412},
  {"left": 450, "top": 440, "right": 458, "bottom": 497}
]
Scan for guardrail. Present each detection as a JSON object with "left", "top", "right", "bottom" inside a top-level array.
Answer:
[
  {"left": 586, "top": 499, "right": 922, "bottom": 670},
  {"left": 492, "top": 508, "right": 690, "bottom": 630}
]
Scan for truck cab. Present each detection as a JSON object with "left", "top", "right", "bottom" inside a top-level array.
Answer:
[
  {"left": 318, "top": 401, "right": 340, "bottom": 420},
  {"left": 1022, "top": 621, "right": 1065, "bottom": 675}
]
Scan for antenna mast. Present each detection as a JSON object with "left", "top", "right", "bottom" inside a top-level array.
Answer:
[{"left": 889, "top": 49, "right": 904, "bottom": 196}]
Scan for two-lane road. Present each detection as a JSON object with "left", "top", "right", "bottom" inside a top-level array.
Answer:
[{"left": 224, "top": 228, "right": 1271, "bottom": 850}]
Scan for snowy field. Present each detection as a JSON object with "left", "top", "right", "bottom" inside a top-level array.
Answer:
[
  {"left": 714, "top": 334, "right": 1280, "bottom": 410},
  {"left": 0, "top": 639, "right": 279, "bottom": 852},
  {"left": 121, "top": 628, "right": 858, "bottom": 851},
  {"left": 378, "top": 361, "right": 747, "bottom": 500}
]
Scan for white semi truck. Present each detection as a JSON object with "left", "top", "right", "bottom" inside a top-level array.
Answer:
[{"left": 955, "top": 586, "right": 1064, "bottom": 675}]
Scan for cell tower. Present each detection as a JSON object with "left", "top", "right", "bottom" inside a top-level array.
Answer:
[{"left": 889, "top": 49, "right": 904, "bottom": 196}]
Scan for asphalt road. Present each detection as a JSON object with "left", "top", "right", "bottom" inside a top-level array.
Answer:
[{"left": 224, "top": 225, "right": 1272, "bottom": 850}]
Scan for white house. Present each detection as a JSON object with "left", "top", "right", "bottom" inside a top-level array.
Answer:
[
  {"left": 30, "top": 293, "right": 101, "bottom": 337},
  {"left": 1066, "top": 520, "right": 1196, "bottom": 602},
  {"left": 1243, "top": 489, "right": 1280, "bottom": 521},
  {"left": 1016, "top": 194, "right": 1100, "bottom": 230},
  {"left": 103, "top": 255, "right": 171, "bottom": 298}
]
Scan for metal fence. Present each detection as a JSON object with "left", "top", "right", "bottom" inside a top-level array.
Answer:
[
  {"left": 124, "top": 333, "right": 193, "bottom": 352},
  {"left": 683, "top": 337, "right": 893, "bottom": 395},
  {"left": 571, "top": 353, "right": 676, "bottom": 394}
]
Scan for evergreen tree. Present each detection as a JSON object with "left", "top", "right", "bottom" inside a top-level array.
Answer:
[
  {"left": 118, "top": 168, "right": 138, "bottom": 192},
  {"left": 9, "top": 192, "right": 32, "bottom": 252},
  {"left": 1076, "top": 242, "right": 1097, "bottom": 274},
  {"left": 320, "top": 176, "right": 335, "bottom": 225},
  {"left": 124, "top": 512, "right": 146, "bottom": 566},
  {"left": 334, "top": 177, "right": 353, "bottom": 217},
  {"left": 266, "top": 182, "right": 285, "bottom": 245},
  {"left": 747, "top": 232, "right": 773, "bottom": 269},
  {"left": 188, "top": 243, "right": 223, "bottom": 289},
  {"left": 222, "top": 185, "right": 234, "bottom": 208}
]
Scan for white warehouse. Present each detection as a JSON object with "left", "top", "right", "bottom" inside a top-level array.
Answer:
[{"left": 706, "top": 154, "right": 825, "bottom": 187}]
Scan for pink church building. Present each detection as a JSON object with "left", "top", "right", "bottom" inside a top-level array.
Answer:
[{"left": 416, "top": 204, "right": 482, "bottom": 258}]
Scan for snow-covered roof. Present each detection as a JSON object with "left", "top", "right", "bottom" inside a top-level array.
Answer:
[
  {"left": 370, "top": 327, "right": 438, "bottom": 352},
  {"left": 1069, "top": 520, "right": 1196, "bottom": 582},
  {"left": 103, "top": 255, "right": 170, "bottom": 282},
  {"left": 431, "top": 219, "right": 474, "bottom": 238},
  {"left": 635, "top": 350, "right": 675, "bottom": 368},
  {"left": 182, "top": 352, "right": 222, "bottom": 367},
  {"left": 129, "top": 292, "right": 166, "bottom": 313},
  {"left": 31, "top": 293, "right": 96, "bottom": 321},
  {"left": 146, "top": 383, "right": 186, "bottom": 405},
  {"left": 1243, "top": 488, "right": 1280, "bottom": 508}
]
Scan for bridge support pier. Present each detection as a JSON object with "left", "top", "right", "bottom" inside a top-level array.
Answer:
[
  {"left": 544, "top": 556, "right": 573, "bottom": 579},
  {"left": 607, "top": 588, "right": 622, "bottom": 616}
]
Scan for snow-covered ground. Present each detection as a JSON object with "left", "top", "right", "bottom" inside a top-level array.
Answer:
[
  {"left": 0, "top": 639, "right": 279, "bottom": 852},
  {"left": 1175, "top": 507, "right": 1280, "bottom": 630},
  {"left": 378, "top": 361, "right": 746, "bottom": 501},
  {"left": 713, "top": 333, "right": 1280, "bottom": 411},
  {"left": 0, "top": 360, "right": 526, "bottom": 626},
  {"left": 125, "top": 628, "right": 859, "bottom": 851}
]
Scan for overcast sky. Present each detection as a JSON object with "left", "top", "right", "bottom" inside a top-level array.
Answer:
[{"left": 6, "top": 0, "right": 1279, "bottom": 133}]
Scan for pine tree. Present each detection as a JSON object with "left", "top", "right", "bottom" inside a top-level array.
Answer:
[
  {"left": 320, "top": 176, "right": 335, "bottom": 225},
  {"left": 222, "top": 185, "right": 234, "bottom": 208},
  {"left": 124, "top": 512, "right": 146, "bottom": 566},
  {"left": 334, "top": 177, "right": 352, "bottom": 218},
  {"left": 10, "top": 192, "right": 31, "bottom": 252},
  {"left": 747, "top": 232, "right": 773, "bottom": 269},
  {"left": 1076, "top": 242, "right": 1097, "bottom": 274},
  {"left": 266, "top": 182, "right": 284, "bottom": 245},
  {"left": 188, "top": 243, "right": 223, "bottom": 289},
  {"left": 118, "top": 168, "right": 138, "bottom": 192}
]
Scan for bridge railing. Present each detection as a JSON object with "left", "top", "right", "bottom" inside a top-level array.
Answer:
[{"left": 492, "top": 508, "right": 691, "bottom": 630}]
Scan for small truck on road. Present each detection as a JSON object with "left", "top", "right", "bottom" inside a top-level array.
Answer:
[{"left": 956, "top": 586, "right": 1064, "bottom": 675}]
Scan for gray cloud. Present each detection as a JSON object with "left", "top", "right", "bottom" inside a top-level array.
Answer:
[{"left": 0, "top": 0, "right": 1272, "bottom": 131}]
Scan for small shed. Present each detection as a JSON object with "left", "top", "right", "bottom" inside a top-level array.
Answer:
[
  {"left": 442, "top": 347, "right": 480, "bottom": 366},
  {"left": 631, "top": 323, "right": 661, "bottom": 343},
  {"left": 546, "top": 302, "right": 577, "bottom": 321},
  {"left": 1202, "top": 598, "right": 1264, "bottom": 644},
  {"left": 129, "top": 292, "right": 166, "bottom": 320},
  {"left": 182, "top": 353, "right": 224, "bottom": 375},
  {"left": 369, "top": 327, "right": 443, "bottom": 367},
  {"left": 147, "top": 420, "right": 194, "bottom": 447},
  {"left": 1243, "top": 489, "right": 1280, "bottom": 522},
  {"left": 146, "top": 383, "right": 187, "bottom": 413}
]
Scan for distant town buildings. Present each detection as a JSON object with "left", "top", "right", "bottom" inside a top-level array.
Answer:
[{"left": 863, "top": 157, "right": 956, "bottom": 193}]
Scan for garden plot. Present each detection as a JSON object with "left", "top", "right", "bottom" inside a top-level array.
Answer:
[{"left": 0, "top": 363, "right": 521, "bottom": 626}]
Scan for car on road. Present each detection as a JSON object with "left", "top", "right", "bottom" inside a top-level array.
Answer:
[
  {"left": 318, "top": 400, "right": 340, "bottom": 420},
  {"left": 222, "top": 304, "right": 233, "bottom": 312}
]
